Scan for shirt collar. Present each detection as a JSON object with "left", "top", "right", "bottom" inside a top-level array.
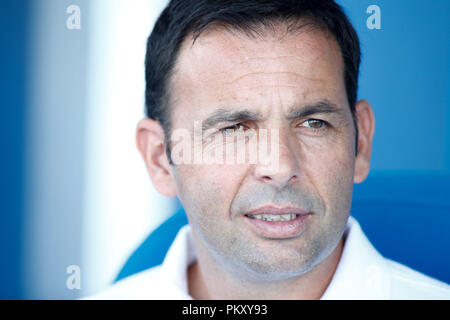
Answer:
[
  {"left": 161, "top": 216, "right": 390, "bottom": 300},
  {"left": 161, "top": 224, "right": 196, "bottom": 299},
  {"left": 320, "top": 216, "right": 391, "bottom": 299}
]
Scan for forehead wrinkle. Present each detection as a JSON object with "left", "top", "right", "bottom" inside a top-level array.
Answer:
[
  {"left": 246, "top": 85, "right": 306, "bottom": 91},
  {"left": 234, "top": 55, "right": 314, "bottom": 68},
  {"left": 223, "top": 71, "right": 324, "bottom": 86}
]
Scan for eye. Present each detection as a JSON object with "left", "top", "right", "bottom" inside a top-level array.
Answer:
[
  {"left": 300, "top": 119, "right": 326, "bottom": 129},
  {"left": 219, "top": 123, "right": 247, "bottom": 134}
]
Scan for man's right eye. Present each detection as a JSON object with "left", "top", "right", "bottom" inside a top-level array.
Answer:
[{"left": 219, "top": 123, "right": 247, "bottom": 134}]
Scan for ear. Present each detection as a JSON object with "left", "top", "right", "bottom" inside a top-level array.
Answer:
[
  {"left": 136, "top": 118, "right": 177, "bottom": 197},
  {"left": 353, "top": 100, "right": 375, "bottom": 184}
]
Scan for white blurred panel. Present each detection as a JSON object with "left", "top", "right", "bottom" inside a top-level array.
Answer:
[
  {"left": 23, "top": 0, "right": 91, "bottom": 299},
  {"left": 82, "top": 0, "right": 173, "bottom": 296}
]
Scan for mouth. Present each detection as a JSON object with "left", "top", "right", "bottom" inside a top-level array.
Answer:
[
  {"left": 242, "top": 206, "right": 311, "bottom": 239},
  {"left": 245, "top": 213, "right": 299, "bottom": 222}
]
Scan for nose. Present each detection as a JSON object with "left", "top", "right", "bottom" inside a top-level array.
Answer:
[{"left": 253, "top": 131, "right": 300, "bottom": 189}]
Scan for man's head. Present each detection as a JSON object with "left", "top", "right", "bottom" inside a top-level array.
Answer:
[{"left": 137, "top": 0, "right": 375, "bottom": 282}]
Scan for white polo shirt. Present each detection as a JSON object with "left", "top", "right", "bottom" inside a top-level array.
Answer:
[{"left": 86, "top": 216, "right": 450, "bottom": 299}]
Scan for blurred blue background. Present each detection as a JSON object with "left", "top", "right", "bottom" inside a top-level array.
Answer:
[{"left": 1, "top": 0, "right": 449, "bottom": 299}]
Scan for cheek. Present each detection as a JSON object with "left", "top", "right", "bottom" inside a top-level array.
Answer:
[
  {"left": 302, "top": 135, "right": 355, "bottom": 215},
  {"left": 310, "top": 141, "right": 355, "bottom": 181},
  {"left": 173, "top": 164, "right": 251, "bottom": 256},
  {"left": 174, "top": 164, "right": 248, "bottom": 220}
]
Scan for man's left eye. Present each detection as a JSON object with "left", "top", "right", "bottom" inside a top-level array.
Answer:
[{"left": 300, "top": 119, "right": 326, "bottom": 129}]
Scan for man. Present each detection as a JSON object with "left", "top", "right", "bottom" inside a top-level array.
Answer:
[{"left": 90, "top": 0, "right": 450, "bottom": 299}]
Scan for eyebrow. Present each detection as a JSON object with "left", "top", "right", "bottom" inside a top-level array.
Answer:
[
  {"left": 201, "top": 100, "right": 345, "bottom": 132},
  {"left": 202, "top": 109, "right": 262, "bottom": 132},
  {"left": 286, "top": 100, "right": 344, "bottom": 120}
]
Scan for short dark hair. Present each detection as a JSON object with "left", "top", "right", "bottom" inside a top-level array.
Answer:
[{"left": 145, "top": 0, "right": 360, "bottom": 159}]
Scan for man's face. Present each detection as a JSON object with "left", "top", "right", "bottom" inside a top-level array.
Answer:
[{"left": 168, "top": 25, "right": 357, "bottom": 281}]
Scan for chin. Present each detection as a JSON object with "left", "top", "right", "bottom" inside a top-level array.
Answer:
[{"left": 227, "top": 248, "right": 317, "bottom": 282}]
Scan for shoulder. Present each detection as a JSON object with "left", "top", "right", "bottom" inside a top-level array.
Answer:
[
  {"left": 385, "top": 259, "right": 450, "bottom": 299},
  {"left": 82, "top": 265, "right": 180, "bottom": 300},
  {"left": 84, "top": 224, "right": 195, "bottom": 300},
  {"left": 340, "top": 217, "right": 449, "bottom": 300}
]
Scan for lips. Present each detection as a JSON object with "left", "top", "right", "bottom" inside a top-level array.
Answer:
[{"left": 242, "top": 205, "right": 311, "bottom": 239}]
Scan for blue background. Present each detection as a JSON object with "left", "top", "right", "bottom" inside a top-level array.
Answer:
[
  {"left": 341, "top": 0, "right": 450, "bottom": 172},
  {"left": 1, "top": 1, "right": 28, "bottom": 299},
  {"left": 1, "top": 0, "right": 449, "bottom": 298}
]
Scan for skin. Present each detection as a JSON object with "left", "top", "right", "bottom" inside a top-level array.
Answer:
[{"left": 136, "top": 22, "right": 375, "bottom": 299}]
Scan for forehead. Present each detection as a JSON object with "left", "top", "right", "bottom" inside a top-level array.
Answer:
[{"left": 169, "top": 23, "right": 346, "bottom": 119}]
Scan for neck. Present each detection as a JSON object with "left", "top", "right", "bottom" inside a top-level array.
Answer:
[{"left": 188, "top": 236, "right": 344, "bottom": 300}]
